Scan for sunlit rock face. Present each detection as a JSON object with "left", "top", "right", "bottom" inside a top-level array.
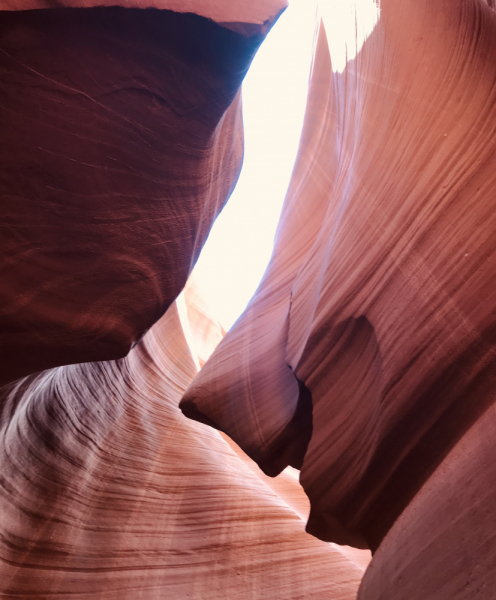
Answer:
[
  {"left": 0, "top": 284, "right": 366, "bottom": 598},
  {"left": 0, "top": 4, "right": 275, "bottom": 387},
  {"left": 0, "top": 2, "right": 371, "bottom": 597},
  {"left": 183, "top": 0, "right": 496, "bottom": 594}
]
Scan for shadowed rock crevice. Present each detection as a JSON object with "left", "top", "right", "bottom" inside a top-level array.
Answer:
[
  {"left": 298, "top": 316, "right": 382, "bottom": 550},
  {"left": 254, "top": 374, "right": 313, "bottom": 476},
  {"left": 356, "top": 319, "right": 496, "bottom": 551}
]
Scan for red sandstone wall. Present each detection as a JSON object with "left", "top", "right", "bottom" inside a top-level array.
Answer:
[{"left": 183, "top": 1, "right": 496, "bottom": 596}]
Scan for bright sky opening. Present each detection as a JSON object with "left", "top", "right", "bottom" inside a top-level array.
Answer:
[
  {"left": 191, "top": 0, "right": 317, "bottom": 331},
  {"left": 191, "top": 0, "right": 380, "bottom": 331}
]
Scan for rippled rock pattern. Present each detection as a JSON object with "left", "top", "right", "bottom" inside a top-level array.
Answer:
[
  {"left": 0, "top": 283, "right": 367, "bottom": 598},
  {"left": 0, "top": 3, "right": 276, "bottom": 386},
  {"left": 0, "top": 1, "right": 371, "bottom": 597},
  {"left": 183, "top": 0, "right": 496, "bottom": 597}
]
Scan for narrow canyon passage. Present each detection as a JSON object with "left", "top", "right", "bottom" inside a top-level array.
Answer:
[{"left": 1, "top": 1, "right": 496, "bottom": 599}]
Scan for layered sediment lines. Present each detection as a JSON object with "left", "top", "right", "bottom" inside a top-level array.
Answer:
[
  {"left": 4, "top": 0, "right": 496, "bottom": 596},
  {"left": 0, "top": 2, "right": 370, "bottom": 597},
  {"left": 182, "top": 1, "right": 496, "bottom": 593},
  {"left": 0, "top": 5, "right": 264, "bottom": 386},
  {"left": 0, "top": 286, "right": 366, "bottom": 598}
]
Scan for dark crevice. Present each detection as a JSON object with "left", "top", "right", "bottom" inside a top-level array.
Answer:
[{"left": 257, "top": 373, "right": 313, "bottom": 477}]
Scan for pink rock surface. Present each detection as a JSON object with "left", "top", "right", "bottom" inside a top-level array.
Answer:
[
  {"left": 0, "top": 3, "right": 370, "bottom": 596},
  {"left": 4, "top": 0, "right": 496, "bottom": 596},
  {"left": 182, "top": 0, "right": 496, "bottom": 580},
  {"left": 358, "top": 401, "right": 496, "bottom": 599},
  {"left": 0, "top": 287, "right": 366, "bottom": 598}
]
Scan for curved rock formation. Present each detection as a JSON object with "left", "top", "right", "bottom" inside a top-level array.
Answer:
[
  {"left": 0, "top": 3, "right": 278, "bottom": 387},
  {"left": 0, "top": 2, "right": 371, "bottom": 596},
  {"left": 358, "top": 400, "right": 496, "bottom": 599},
  {"left": 0, "top": 283, "right": 366, "bottom": 598},
  {"left": 5, "top": 0, "right": 496, "bottom": 596},
  {"left": 182, "top": 0, "right": 496, "bottom": 594}
]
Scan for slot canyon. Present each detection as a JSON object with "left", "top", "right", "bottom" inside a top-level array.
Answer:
[{"left": 1, "top": 0, "right": 496, "bottom": 598}]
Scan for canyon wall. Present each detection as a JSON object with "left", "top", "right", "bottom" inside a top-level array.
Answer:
[
  {"left": 0, "top": 4, "right": 272, "bottom": 387},
  {"left": 0, "top": 2, "right": 368, "bottom": 597},
  {"left": 182, "top": 0, "right": 496, "bottom": 597},
  {"left": 3, "top": 0, "right": 496, "bottom": 597},
  {"left": 0, "top": 281, "right": 366, "bottom": 598}
]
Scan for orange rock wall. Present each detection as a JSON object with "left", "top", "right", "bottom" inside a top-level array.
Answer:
[
  {"left": 3, "top": 0, "right": 496, "bottom": 597},
  {"left": 0, "top": 288, "right": 366, "bottom": 598},
  {"left": 183, "top": 1, "right": 496, "bottom": 596},
  {"left": 0, "top": 3, "right": 369, "bottom": 597}
]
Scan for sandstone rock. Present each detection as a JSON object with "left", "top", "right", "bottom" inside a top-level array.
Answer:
[
  {"left": 0, "top": 4, "right": 371, "bottom": 594},
  {"left": 5, "top": 0, "right": 496, "bottom": 596},
  {"left": 0, "top": 284, "right": 366, "bottom": 598},
  {"left": 358, "top": 401, "right": 496, "bottom": 599},
  {"left": 182, "top": 0, "right": 496, "bottom": 570},
  {"left": 0, "top": 4, "right": 274, "bottom": 386}
]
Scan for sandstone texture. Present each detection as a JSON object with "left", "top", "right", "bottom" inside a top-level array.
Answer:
[
  {"left": 3, "top": 0, "right": 496, "bottom": 597},
  {"left": 0, "top": 5, "right": 264, "bottom": 387},
  {"left": 0, "top": 283, "right": 366, "bottom": 598},
  {"left": 182, "top": 0, "right": 496, "bottom": 596},
  {"left": 0, "top": 2, "right": 370, "bottom": 597}
]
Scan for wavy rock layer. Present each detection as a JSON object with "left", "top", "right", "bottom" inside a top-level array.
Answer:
[
  {"left": 0, "top": 287, "right": 366, "bottom": 598},
  {"left": 0, "top": 1, "right": 371, "bottom": 597},
  {"left": 0, "top": 6, "right": 264, "bottom": 387},
  {"left": 182, "top": 0, "right": 496, "bottom": 583},
  {"left": 358, "top": 400, "right": 496, "bottom": 599}
]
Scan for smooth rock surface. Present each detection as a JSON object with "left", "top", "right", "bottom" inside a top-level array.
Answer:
[
  {"left": 4, "top": 0, "right": 496, "bottom": 597},
  {"left": 182, "top": 0, "right": 496, "bottom": 568},
  {"left": 0, "top": 0, "right": 372, "bottom": 597},
  {"left": 0, "top": 285, "right": 366, "bottom": 598},
  {"left": 358, "top": 401, "right": 496, "bottom": 599},
  {"left": 0, "top": 6, "right": 265, "bottom": 387}
]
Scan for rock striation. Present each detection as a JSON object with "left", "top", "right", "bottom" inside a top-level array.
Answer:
[
  {"left": 0, "top": 3, "right": 278, "bottom": 387},
  {"left": 0, "top": 282, "right": 367, "bottom": 598},
  {"left": 4, "top": 0, "right": 496, "bottom": 596},
  {"left": 182, "top": 0, "right": 496, "bottom": 596},
  {"left": 0, "top": 1, "right": 370, "bottom": 597}
]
